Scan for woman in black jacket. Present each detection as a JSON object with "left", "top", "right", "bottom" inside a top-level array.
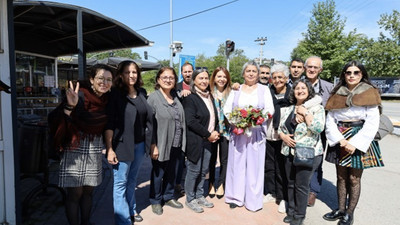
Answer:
[
  {"left": 105, "top": 60, "right": 153, "bottom": 224},
  {"left": 182, "top": 69, "right": 219, "bottom": 213}
]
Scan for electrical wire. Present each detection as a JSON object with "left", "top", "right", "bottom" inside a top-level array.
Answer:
[{"left": 137, "top": 0, "right": 239, "bottom": 31}]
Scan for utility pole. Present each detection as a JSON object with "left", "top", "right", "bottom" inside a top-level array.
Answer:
[
  {"left": 254, "top": 37, "right": 267, "bottom": 65},
  {"left": 169, "top": 0, "right": 173, "bottom": 67}
]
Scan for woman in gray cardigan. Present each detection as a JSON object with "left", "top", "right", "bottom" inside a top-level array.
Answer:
[{"left": 147, "top": 67, "right": 187, "bottom": 215}]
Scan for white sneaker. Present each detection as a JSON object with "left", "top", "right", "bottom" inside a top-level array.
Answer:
[
  {"left": 263, "top": 194, "right": 276, "bottom": 203},
  {"left": 278, "top": 200, "right": 286, "bottom": 213}
]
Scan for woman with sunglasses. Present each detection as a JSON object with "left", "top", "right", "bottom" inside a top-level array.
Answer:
[
  {"left": 323, "top": 61, "right": 383, "bottom": 225},
  {"left": 105, "top": 60, "right": 153, "bottom": 224},
  {"left": 50, "top": 64, "right": 114, "bottom": 225}
]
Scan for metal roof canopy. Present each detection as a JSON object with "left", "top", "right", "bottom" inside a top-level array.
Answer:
[{"left": 13, "top": 1, "right": 152, "bottom": 79}]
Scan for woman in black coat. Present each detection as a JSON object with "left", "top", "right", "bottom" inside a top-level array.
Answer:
[
  {"left": 182, "top": 69, "right": 219, "bottom": 213},
  {"left": 105, "top": 60, "right": 153, "bottom": 224}
]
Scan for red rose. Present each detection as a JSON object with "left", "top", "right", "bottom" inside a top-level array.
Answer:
[
  {"left": 256, "top": 116, "right": 265, "bottom": 125},
  {"left": 267, "top": 113, "right": 273, "bottom": 119},
  {"left": 232, "top": 127, "right": 244, "bottom": 135},
  {"left": 232, "top": 127, "right": 238, "bottom": 134},
  {"left": 240, "top": 109, "right": 248, "bottom": 118}
]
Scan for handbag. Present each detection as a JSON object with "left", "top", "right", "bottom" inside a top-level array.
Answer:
[
  {"left": 374, "top": 114, "right": 394, "bottom": 141},
  {"left": 293, "top": 146, "right": 315, "bottom": 168}
]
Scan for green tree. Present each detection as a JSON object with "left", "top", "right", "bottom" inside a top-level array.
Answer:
[
  {"left": 291, "top": 0, "right": 359, "bottom": 80},
  {"left": 355, "top": 10, "right": 400, "bottom": 78},
  {"left": 378, "top": 10, "right": 400, "bottom": 45}
]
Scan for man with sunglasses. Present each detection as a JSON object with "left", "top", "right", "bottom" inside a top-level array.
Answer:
[
  {"left": 259, "top": 64, "right": 271, "bottom": 86},
  {"left": 304, "top": 56, "right": 333, "bottom": 207}
]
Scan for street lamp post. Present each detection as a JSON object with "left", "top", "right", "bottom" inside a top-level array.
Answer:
[
  {"left": 169, "top": 0, "right": 173, "bottom": 67},
  {"left": 254, "top": 37, "right": 267, "bottom": 65}
]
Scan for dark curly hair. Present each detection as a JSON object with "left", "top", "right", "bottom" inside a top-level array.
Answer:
[{"left": 289, "top": 78, "right": 316, "bottom": 104}]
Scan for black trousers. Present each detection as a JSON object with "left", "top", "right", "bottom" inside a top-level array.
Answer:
[
  {"left": 264, "top": 140, "right": 287, "bottom": 201},
  {"left": 209, "top": 136, "right": 229, "bottom": 188},
  {"left": 149, "top": 147, "right": 181, "bottom": 204},
  {"left": 285, "top": 154, "right": 323, "bottom": 219}
]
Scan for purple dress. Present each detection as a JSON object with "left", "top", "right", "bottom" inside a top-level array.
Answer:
[{"left": 224, "top": 84, "right": 272, "bottom": 211}]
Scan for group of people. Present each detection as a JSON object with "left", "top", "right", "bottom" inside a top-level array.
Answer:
[{"left": 50, "top": 56, "right": 383, "bottom": 225}]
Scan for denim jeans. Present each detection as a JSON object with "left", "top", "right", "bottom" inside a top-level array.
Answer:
[
  {"left": 185, "top": 141, "right": 212, "bottom": 203},
  {"left": 113, "top": 142, "right": 145, "bottom": 225}
]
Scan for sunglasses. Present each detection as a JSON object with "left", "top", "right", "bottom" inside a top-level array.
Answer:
[{"left": 345, "top": 71, "right": 361, "bottom": 76}]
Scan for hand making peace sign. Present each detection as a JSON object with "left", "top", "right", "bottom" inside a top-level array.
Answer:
[{"left": 66, "top": 80, "right": 80, "bottom": 107}]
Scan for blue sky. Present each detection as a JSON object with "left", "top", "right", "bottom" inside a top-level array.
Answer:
[{"left": 55, "top": 0, "right": 399, "bottom": 63}]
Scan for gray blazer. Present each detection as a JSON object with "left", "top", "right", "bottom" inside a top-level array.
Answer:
[
  {"left": 315, "top": 78, "right": 334, "bottom": 107},
  {"left": 147, "top": 89, "right": 186, "bottom": 162}
]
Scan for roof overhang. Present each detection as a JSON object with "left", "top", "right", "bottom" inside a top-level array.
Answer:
[{"left": 13, "top": 1, "right": 151, "bottom": 57}]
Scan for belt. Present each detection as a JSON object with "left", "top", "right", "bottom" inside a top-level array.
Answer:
[{"left": 337, "top": 120, "right": 365, "bottom": 128}]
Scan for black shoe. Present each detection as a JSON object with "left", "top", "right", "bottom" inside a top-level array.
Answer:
[
  {"left": 151, "top": 204, "right": 163, "bottom": 215},
  {"left": 164, "top": 199, "right": 184, "bottom": 209},
  {"left": 338, "top": 213, "right": 353, "bottom": 225},
  {"left": 323, "top": 209, "right": 345, "bottom": 221},
  {"left": 229, "top": 203, "right": 238, "bottom": 209},
  {"left": 290, "top": 217, "right": 304, "bottom": 225},
  {"left": 283, "top": 215, "right": 294, "bottom": 223},
  {"left": 131, "top": 214, "right": 143, "bottom": 222}
]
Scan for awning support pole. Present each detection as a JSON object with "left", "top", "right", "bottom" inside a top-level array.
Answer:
[{"left": 77, "top": 9, "right": 86, "bottom": 80}]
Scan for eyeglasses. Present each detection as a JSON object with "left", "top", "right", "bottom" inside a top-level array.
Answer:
[
  {"left": 95, "top": 76, "right": 113, "bottom": 83},
  {"left": 306, "top": 65, "right": 320, "bottom": 70},
  {"left": 160, "top": 76, "right": 175, "bottom": 82},
  {"left": 345, "top": 71, "right": 361, "bottom": 76}
]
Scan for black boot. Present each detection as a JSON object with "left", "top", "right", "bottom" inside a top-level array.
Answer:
[
  {"left": 290, "top": 217, "right": 304, "bottom": 225},
  {"left": 338, "top": 213, "right": 353, "bottom": 225},
  {"left": 323, "top": 209, "right": 345, "bottom": 221}
]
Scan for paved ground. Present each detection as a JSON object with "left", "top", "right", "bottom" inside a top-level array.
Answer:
[
  {"left": 20, "top": 100, "right": 400, "bottom": 225},
  {"left": 21, "top": 133, "right": 400, "bottom": 225}
]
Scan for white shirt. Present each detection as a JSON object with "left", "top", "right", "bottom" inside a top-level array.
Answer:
[
  {"left": 224, "top": 84, "right": 275, "bottom": 122},
  {"left": 325, "top": 106, "right": 379, "bottom": 153}
]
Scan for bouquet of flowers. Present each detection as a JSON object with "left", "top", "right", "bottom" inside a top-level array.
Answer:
[{"left": 228, "top": 105, "right": 272, "bottom": 136}]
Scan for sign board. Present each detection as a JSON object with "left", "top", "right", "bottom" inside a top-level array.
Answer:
[
  {"left": 178, "top": 55, "right": 195, "bottom": 82},
  {"left": 370, "top": 77, "right": 400, "bottom": 97}
]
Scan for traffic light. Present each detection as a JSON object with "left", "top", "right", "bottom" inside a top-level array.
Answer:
[
  {"left": 144, "top": 51, "right": 148, "bottom": 60},
  {"left": 225, "top": 40, "right": 235, "bottom": 57}
]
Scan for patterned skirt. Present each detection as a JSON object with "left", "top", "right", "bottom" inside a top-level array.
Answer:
[
  {"left": 325, "top": 124, "right": 384, "bottom": 169},
  {"left": 59, "top": 135, "right": 104, "bottom": 187}
]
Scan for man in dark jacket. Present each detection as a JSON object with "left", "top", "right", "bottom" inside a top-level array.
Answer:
[{"left": 304, "top": 56, "right": 333, "bottom": 207}]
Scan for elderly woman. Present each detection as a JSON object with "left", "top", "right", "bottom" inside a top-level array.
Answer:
[
  {"left": 147, "top": 67, "right": 186, "bottom": 215},
  {"left": 182, "top": 69, "right": 219, "bottom": 213},
  {"left": 264, "top": 63, "right": 291, "bottom": 213},
  {"left": 278, "top": 79, "right": 325, "bottom": 225},
  {"left": 223, "top": 61, "right": 275, "bottom": 212},
  {"left": 51, "top": 64, "right": 113, "bottom": 225},
  {"left": 105, "top": 60, "right": 153, "bottom": 224},
  {"left": 323, "top": 61, "right": 383, "bottom": 225},
  {"left": 208, "top": 66, "right": 232, "bottom": 199}
]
